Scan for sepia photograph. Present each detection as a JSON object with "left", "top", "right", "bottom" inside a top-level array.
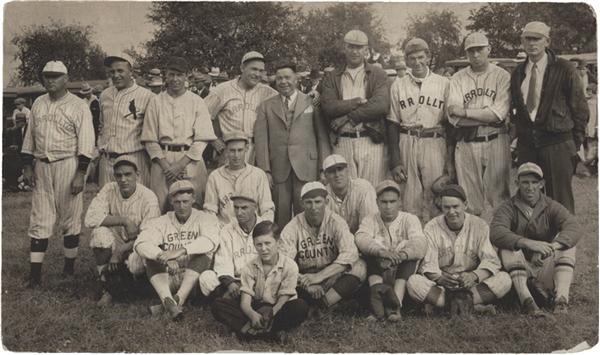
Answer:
[{"left": 2, "top": 1, "right": 598, "bottom": 352}]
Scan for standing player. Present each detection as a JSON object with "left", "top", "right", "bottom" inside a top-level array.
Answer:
[
  {"left": 387, "top": 38, "right": 451, "bottom": 222},
  {"left": 98, "top": 53, "right": 155, "bottom": 187},
  {"left": 141, "top": 56, "right": 216, "bottom": 212},
  {"left": 446, "top": 33, "right": 511, "bottom": 218},
  {"left": 205, "top": 51, "right": 278, "bottom": 164},
  {"left": 21, "top": 61, "right": 95, "bottom": 287}
]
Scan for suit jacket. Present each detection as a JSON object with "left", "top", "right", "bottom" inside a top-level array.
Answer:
[
  {"left": 254, "top": 91, "right": 331, "bottom": 184},
  {"left": 4, "top": 124, "right": 27, "bottom": 152}
]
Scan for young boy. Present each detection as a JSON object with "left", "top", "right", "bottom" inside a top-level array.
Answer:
[{"left": 211, "top": 221, "right": 308, "bottom": 343}]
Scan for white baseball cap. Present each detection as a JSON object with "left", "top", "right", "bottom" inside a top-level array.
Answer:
[
  {"left": 241, "top": 51, "right": 264, "bottom": 65},
  {"left": 42, "top": 61, "right": 68, "bottom": 75},
  {"left": 517, "top": 162, "right": 544, "bottom": 179},
  {"left": 104, "top": 53, "right": 135, "bottom": 67},
  {"left": 300, "top": 181, "right": 328, "bottom": 200},
  {"left": 322, "top": 154, "right": 348, "bottom": 172},
  {"left": 168, "top": 180, "right": 195, "bottom": 196},
  {"left": 464, "top": 32, "right": 489, "bottom": 50}
]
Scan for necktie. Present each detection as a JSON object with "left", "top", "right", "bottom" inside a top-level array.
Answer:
[
  {"left": 526, "top": 63, "right": 538, "bottom": 114},
  {"left": 284, "top": 96, "right": 291, "bottom": 123}
]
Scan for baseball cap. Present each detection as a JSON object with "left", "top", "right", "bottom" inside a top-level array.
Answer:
[
  {"left": 522, "top": 21, "right": 550, "bottom": 38},
  {"left": 223, "top": 130, "right": 249, "bottom": 144},
  {"left": 113, "top": 156, "right": 138, "bottom": 171},
  {"left": 396, "top": 61, "right": 407, "bottom": 70},
  {"left": 322, "top": 154, "right": 348, "bottom": 172},
  {"left": 230, "top": 192, "right": 257, "bottom": 205},
  {"left": 104, "top": 53, "right": 134, "bottom": 67},
  {"left": 517, "top": 162, "right": 544, "bottom": 180},
  {"left": 344, "top": 30, "right": 368, "bottom": 46},
  {"left": 464, "top": 32, "right": 489, "bottom": 50},
  {"left": 14, "top": 97, "right": 26, "bottom": 105},
  {"left": 404, "top": 38, "right": 429, "bottom": 56},
  {"left": 148, "top": 68, "right": 161, "bottom": 76},
  {"left": 147, "top": 77, "right": 163, "bottom": 87},
  {"left": 385, "top": 69, "right": 397, "bottom": 77},
  {"left": 300, "top": 181, "right": 328, "bottom": 200},
  {"left": 42, "top": 61, "right": 68, "bottom": 75},
  {"left": 166, "top": 56, "right": 190, "bottom": 73},
  {"left": 168, "top": 180, "right": 195, "bottom": 196},
  {"left": 241, "top": 51, "right": 265, "bottom": 65},
  {"left": 79, "top": 82, "right": 93, "bottom": 95},
  {"left": 439, "top": 184, "right": 467, "bottom": 202},
  {"left": 375, "top": 180, "right": 402, "bottom": 196}
]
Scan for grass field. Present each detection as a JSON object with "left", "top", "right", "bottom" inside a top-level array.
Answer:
[{"left": 2, "top": 176, "right": 598, "bottom": 352}]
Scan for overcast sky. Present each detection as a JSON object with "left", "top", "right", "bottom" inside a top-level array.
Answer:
[{"left": 3, "top": 1, "right": 480, "bottom": 86}]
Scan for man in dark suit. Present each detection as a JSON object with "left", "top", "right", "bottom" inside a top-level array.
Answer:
[
  {"left": 254, "top": 62, "right": 331, "bottom": 228},
  {"left": 3, "top": 113, "right": 28, "bottom": 191}
]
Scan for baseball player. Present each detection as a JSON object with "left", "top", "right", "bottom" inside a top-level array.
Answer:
[
  {"left": 21, "top": 61, "right": 95, "bottom": 287},
  {"left": 204, "top": 51, "right": 278, "bottom": 164},
  {"left": 141, "top": 56, "right": 216, "bottom": 212},
  {"left": 84, "top": 157, "right": 161, "bottom": 306},
  {"left": 199, "top": 193, "right": 262, "bottom": 299},
  {"left": 134, "top": 180, "right": 219, "bottom": 320},
  {"left": 355, "top": 180, "right": 427, "bottom": 321},
  {"left": 406, "top": 184, "right": 511, "bottom": 314},
  {"left": 279, "top": 182, "right": 367, "bottom": 314},
  {"left": 446, "top": 33, "right": 511, "bottom": 218},
  {"left": 322, "top": 154, "right": 378, "bottom": 234},
  {"left": 204, "top": 131, "right": 274, "bottom": 227},
  {"left": 387, "top": 38, "right": 451, "bottom": 222},
  {"left": 98, "top": 53, "right": 155, "bottom": 188}
]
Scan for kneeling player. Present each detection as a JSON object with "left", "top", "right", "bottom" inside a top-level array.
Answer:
[
  {"left": 355, "top": 180, "right": 427, "bottom": 321},
  {"left": 407, "top": 184, "right": 511, "bottom": 314},
  {"left": 212, "top": 221, "right": 308, "bottom": 343},
  {"left": 84, "top": 157, "right": 161, "bottom": 306},
  {"left": 279, "top": 182, "right": 366, "bottom": 315},
  {"left": 135, "top": 180, "right": 219, "bottom": 320}
]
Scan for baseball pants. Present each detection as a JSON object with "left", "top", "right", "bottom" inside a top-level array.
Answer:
[
  {"left": 150, "top": 150, "right": 208, "bottom": 212},
  {"left": 333, "top": 136, "right": 388, "bottom": 186},
  {"left": 455, "top": 134, "right": 511, "bottom": 218},
  {"left": 28, "top": 156, "right": 83, "bottom": 240},
  {"left": 273, "top": 169, "right": 306, "bottom": 229},
  {"left": 98, "top": 150, "right": 151, "bottom": 188},
  {"left": 146, "top": 254, "right": 211, "bottom": 293},
  {"left": 398, "top": 134, "right": 446, "bottom": 222},
  {"left": 297, "top": 258, "right": 367, "bottom": 304},
  {"left": 406, "top": 272, "right": 511, "bottom": 307},
  {"left": 89, "top": 226, "right": 145, "bottom": 275},
  {"left": 366, "top": 258, "right": 420, "bottom": 286}
]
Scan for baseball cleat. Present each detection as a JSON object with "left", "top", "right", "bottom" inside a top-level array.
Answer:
[
  {"left": 163, "top": 297, "right": 183, "bottom": 321},
  {"left": 97, "top": 291, "right": 113, "bottom": 307},
  {"left": 387, "top": 310, "right": 402, "bottom": 322},
  {"left": 553, "top": 296, "right": 569, "bottom": 314},
  {"left": 522, "top": 297, "right": 547, "bottom": 318}
]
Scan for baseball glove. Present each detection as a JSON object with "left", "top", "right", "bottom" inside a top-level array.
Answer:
[{"left": 447, "top": 288, "right": 474, "bottom": 318}]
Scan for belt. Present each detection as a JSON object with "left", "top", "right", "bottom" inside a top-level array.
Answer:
[
  {"left": 104, "top": 151, "right": 129, "bottom": 159},
  {"left": 339, "top": 131, "right": 368, "bottom": 138},
  {"left": 464, "top": 132, "right": 502, "bottom": 143},
  {"left": 399, "top": 127, "right": 445, "bottom": 138},
  {"left": 39, "top": 157, "right": 51, "bottom": 163},
  {"left": 160, "top": 144, "right": 190, "bottom": 152}
]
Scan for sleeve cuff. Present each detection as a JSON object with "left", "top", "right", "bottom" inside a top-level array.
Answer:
[{"left": 473, "top": 268, "right": 493, "bottom": 282}]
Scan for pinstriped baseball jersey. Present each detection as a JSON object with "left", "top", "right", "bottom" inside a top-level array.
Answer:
[
  {"left": 387, "top": 71, "right": 449, "bottom": 128},
  {"left": 212, "top": 217, "right": 264, "bottom": 279},
  {"left": 98, "top": 83, "right": 155, "bottom": 153},
  {"left": 205, "top": 78, "right": 277, "bottom": 138},
  {"left": 325, "top": 178, "right": 378, "bottom": 233},
  {"left": 22, "top": 92, "right": 95, "bottom": 160}
]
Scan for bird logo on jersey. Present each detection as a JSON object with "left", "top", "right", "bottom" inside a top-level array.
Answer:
[{"left": 126, "top": 99, "right": 138, "bottom": 120}]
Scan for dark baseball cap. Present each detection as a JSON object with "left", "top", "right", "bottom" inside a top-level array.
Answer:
[
  {"left": 166, "top": 56, "right": 190, "bottom": 73},
  {"left": 440, "top": 184, "right": 467, "bottom": 202}
]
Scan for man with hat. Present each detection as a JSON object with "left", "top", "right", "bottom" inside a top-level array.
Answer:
[
  {"left": 205, "top": 130, "right": 274, "bottom": 228},
  {"left": 510, "top": 21, "right": 589, "bottom": 214},
  {"left": 97, "top": 53, "right": 155, "bottom": 189},
  {"left": 141, "top": 56, "right": 217, "bottom": 212},
  {"left": 12, "top": 97, "right": 31, "bottom": 125},
  {"left": 21, "top": 60, "right": 95, "bottom": 287},
  {"left": 355, "top": 179, "right": 427, "bottom": 321},
  {"left": 254, "top": 61, "right": 331, "bottom": 228},
  {"left": 302, "top": 68, "right": 323, "bottom": 96},
  {"left": 205, "top": 51, "right": 278, "bottom": 165},
  {"left": 147, "top": 76, "right": 163, "bottom": 95},
  {"left": 279, "top": 181, "right": 367, "bottom": 314},
  {"left": 321, "top": 29, "right": 391, "bottom": 186},
  {"left": 135, "top": 180, "right": 220, "bottom": 320},
  {"left": 79, "top": 82, "right": 101, "bottom": 142},
  {"left": 387, "top": 38, "right": 451, "bottom": 222},
  {"left": 490, "top": 162, "right": 582, "bottom": 315},
  {"left": 322, "top": 154, "right": 377, "bottom": 234},
  {"left": 395, "top": 62, "right": 407, "bottom": 80},
  {"left": 446, "top": 32, "right": 512, "bottom": 218},
  {"left": 84, "top": 156, "right": 161, "bottom": 306},
  {"left": 406, "top": 184, "right": 511, "bottom": 315}
]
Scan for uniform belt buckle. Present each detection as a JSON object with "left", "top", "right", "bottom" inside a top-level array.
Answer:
[{"left": 355, "top": 131, "right": 361, "bottom": 138}]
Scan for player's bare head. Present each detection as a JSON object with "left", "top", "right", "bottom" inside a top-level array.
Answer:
[
  {"left": 376, "top": 180, "right": 402, "bottom": 222},
  {"left": 464, "top": 33, "right": 491, "bottom": 70},
  {"left": 223, "top": 131, "right": 249, "bottom": 170},
  {"left": 113, "top": 158, "right": 138, "bottom": 196},
  {"left": 41, "top": 61, "right": 69, "bottom": 93},
  {"left": 232, "top": 195, "right": 257, "bottom": 226},
  {"left": 343, "top": 30, "right": 369, "bottom": 68},
  {"left": 301, "top": 182, "right": 328, "bottom": 226},
  {"left": 252, "top": 221, "right": 279, "bottom": 261},
  {"left": 165, "top": 56, "right": 190, "bottom": 93},
  {"left": 521, "top": 22, "right": 550, "bottom": 59},
  {"left": 404, "top": 38, "right": 430, "bottom": 78},
  {"left": 440, "top": 185, "right": 467, "bottom": 230},
  {"left": 240, "top": 51, "right": 266, "bottom": 88},
  {"left": 275, "top": 61, "right": 298, "bottom": 97},
  {"left": 323, "top": 154, "right": 349, "bottom": 191}
]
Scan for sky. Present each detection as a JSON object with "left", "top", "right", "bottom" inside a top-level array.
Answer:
[{"left": 2, "top": 1, "right": 480, "bottom": 87}]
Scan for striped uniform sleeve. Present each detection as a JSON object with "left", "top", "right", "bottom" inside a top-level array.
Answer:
[
  {"left": 396, "top": 214, "right": 427, "bottom": 260},
  {"left": 486, "top": 69, "right": 511, "bottom": 121},
  {"left": 386, "top": 80, "right": 402, "bottom": 124},
  {"left": 278, "top": 257, "right": 299, "bottom": 297},
  {"left": 140, "top": 190, "right": 161, "bottom": 230},
  {"left": 204, "top": 89, "right": 224, "bottom": 121},
  {"left": 84, "top": 184, "right": 112, "bottom": 228},
  {"left": 257, "top": 170, "right": 275, "bottom": 222},
  {"left": 203, "top": 172, "right": 219, "bottom": 214},
  {"left": 278, "top": 222, "right": 299, "bottom": 260},
  {"left": 420, "top": 223, "right": 442, "bottom": 278},
  {"left": 446, "top": 75, "right": 465, "bottom": 126},
  {"left": 187, "top": 97, "right": 217, "bottom": 161},
  {"left": 75, "top": 99, "right": 95, "bottom": 158},
  {"left": 355, "top": 215, "right": 383, "bottom": 256},
  {"left": 134, "top": 218, "right": 165, "bottom": 260},
  {"left": 96, "top": 90, "right": 108, "bottom": 149},
  {"left": 141, "top": 95, "right": 164, "bottom": 160},
  {"left": 359, "top": 184, "right": 378, "bottom": 226},
  {"left": 331, "top": 217, "right": 359, "bottom": 266},
  {"left": 213, "top": 230, "right": 235, "bottom": 278},
  {"left": 473, "top": 221, "right": 501, "bottom": 281},
  {"left": 21, "top": 101, "right": 37, "bottom": 155}
]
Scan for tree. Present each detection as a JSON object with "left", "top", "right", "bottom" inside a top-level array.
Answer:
[
  {"left": 467, "top": 3, "right": 596, "bottom": 57},
  {"left": 403, "top": 10, "right": 462, "bottom": 68},
  {"left": 11, "top": 20, "right": 106, "bottom": 85}
]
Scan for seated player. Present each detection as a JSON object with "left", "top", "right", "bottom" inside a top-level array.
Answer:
[
  {"left": 211, "top": 221, "right": 308, "bottom": 343},
  {"left": 490, "top": 163, "right": 583, "bottom": 315},
  {"left": 134, "top": 180, "right": 219, "bottom": 320},
  {"left": 279, "top": 182, "right": 367, "bottom": 315},
  {"left": 84, "top": 157, "right": 161, "bottom": 306},
  {"left": 355, "top": 180, "right": 427, "bottom": 321},
  {"left": 200, "top": 193, "right": 262, "bottom": 299},
  {"left": 407, "top": 184, "right": 511, "bottom": 314}
]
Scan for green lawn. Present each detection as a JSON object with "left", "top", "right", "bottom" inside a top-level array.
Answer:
[{"left": 2, "top": 177, "right": 598, "bottom": 352}]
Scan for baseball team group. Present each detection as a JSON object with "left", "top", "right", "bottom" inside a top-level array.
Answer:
[{"left": 17, "top": 19, "right": 589, "bottom": 343}]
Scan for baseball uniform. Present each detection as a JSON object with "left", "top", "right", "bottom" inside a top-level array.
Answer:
[
  {"left": 406, "top": 213, "right": 511, "bottom": 308},
  {"left": 98, "top": 83, "right": 155, "bottom": 187},
  {"left": 205, "top": 78, "right": 277, "bottom": 164},
  {"left": 325, "top": 178, "right": 378, "bottom": 234},
  {"left": 141, "top": 90, "right": 216, "bottom": 212},
  {"left": 388, "top": 70, "right": 449, "bottom": 222},
  {"left": 447, "top": 64, "right": 511, "bottom": 217}
]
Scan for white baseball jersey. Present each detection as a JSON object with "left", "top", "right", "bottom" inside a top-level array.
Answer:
[
  {"left": 213, "top": 218, "right": 263, "bottom": 279},
  {"left": 135, "top": 208, "right": 219, "bottom": 260},
  {"left": 325, "top": 178, "right": 378, "bottom": 233},
  {"left": 204, "top": 78, "right": 277, "bottom": 138},
  {"left": 98, "top": 83, "right": 155, "bottom": 153},
  {"left": 204, "top": 164, "right": 274, "bottom": 225},
  {"left": 388, "top": 70, "right": 449, "bottom": 128}
]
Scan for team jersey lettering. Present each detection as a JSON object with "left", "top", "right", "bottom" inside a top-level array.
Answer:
[
  {"left": 398, "top": 96, "right": 445, "bottom": 110},
  {"left": 165, "top": 230, "right": 200, "bottom": 243},
  {"left": 463, "top": 88, "right": 497, "bottom": 103},
  {"left": 233, "top": 245, "right": 256, "bottom": 259},
  {"left": 297, "top": 234, "right": 337, "bottom": 261},
  {"left": 35, "top": 114, "right": 76, "bottom": 132}
]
